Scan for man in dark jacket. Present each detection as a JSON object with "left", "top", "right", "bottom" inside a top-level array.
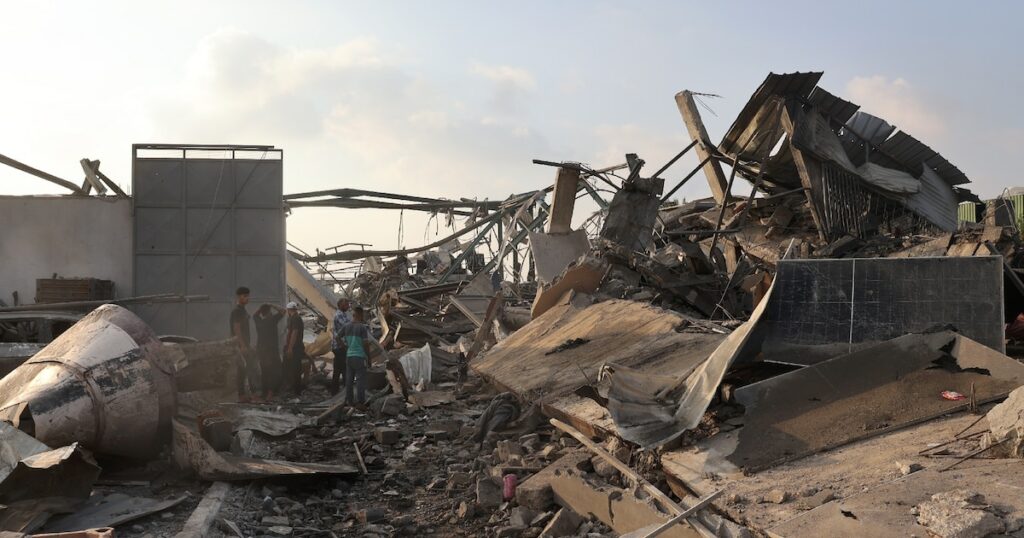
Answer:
[
  {"left": 253, "top": 303, "right": 286, "bottom": 400},
  {"left": 283, "top": 302, "right": 306, "bottom": 395}
]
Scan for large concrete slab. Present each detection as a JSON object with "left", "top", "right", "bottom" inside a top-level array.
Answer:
[{"left": 473, "top": 299, "right": 724, "bottom": 402}]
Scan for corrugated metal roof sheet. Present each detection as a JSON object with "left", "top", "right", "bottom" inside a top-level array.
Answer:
[
  {"left": 719, "top": 72, "right": 822, "bottom": 159},
  {"left": 904, "top": 166, "right": 958, "bottom": 231},
  {"left": 807, "top": 87, "right": 860, "bottom": 125},
  {"left": 879, "top": 132, "right": 969, "bottom": 186},
  {"left": 844, "top": 112, "right": 896, "bottom": 145}
]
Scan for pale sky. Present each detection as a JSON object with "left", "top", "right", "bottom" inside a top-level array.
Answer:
[{"left": 2, "top": 1, "right": 1021, "bottom": 254}]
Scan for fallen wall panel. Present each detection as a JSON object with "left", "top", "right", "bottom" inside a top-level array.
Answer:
[{"left": 755, "top": 256, "right": 1004, "bottom": 365}]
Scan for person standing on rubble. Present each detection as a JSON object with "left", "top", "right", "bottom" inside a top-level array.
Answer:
[
  {"left": 254, "top": 303, "right": 286, "bottom": 401},
  {"left": 338, "top": 306, "right": 372, "bottom": 406},
  {"left": 330, "top": 297, "right": 352, "bottom": 395},
  {"left": 283, "top": 302, "right": 306, "bottom": 395},
  {"left": 230, "top": 286, "right": 258, "bottom": 402}
]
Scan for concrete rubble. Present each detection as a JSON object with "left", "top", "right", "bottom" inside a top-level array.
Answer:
[{"left": 3, "top": 71, "right": 1024, "bottom": 537}]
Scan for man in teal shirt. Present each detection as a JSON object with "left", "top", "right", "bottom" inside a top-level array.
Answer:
[{"left": 338, "top": 306, "right": 372, "bottom": 405}]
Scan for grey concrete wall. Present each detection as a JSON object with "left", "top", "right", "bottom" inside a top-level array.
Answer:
[{"left": 0, "top": 196, "right": 133, "bottom": 303}]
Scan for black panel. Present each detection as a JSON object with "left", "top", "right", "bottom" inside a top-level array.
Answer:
[{"left": 759, "top": 256, "right": 1004, "bottom": 365}]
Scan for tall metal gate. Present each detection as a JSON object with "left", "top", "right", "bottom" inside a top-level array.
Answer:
[{"left": 132, "top": 144, "right": 285, "bottom": 340}]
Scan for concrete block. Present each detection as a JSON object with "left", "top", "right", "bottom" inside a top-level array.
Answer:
[{"left": 515, "top": 450, "right": 590, "bottom": 511}]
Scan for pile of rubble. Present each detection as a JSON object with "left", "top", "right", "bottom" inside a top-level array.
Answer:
[{"left": 6, "top": 70, "right": 1024, "bottom": 538}]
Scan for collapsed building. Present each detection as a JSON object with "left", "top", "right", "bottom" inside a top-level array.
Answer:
[{"left": 1, "top": 72, "right": 1024, "bottom": 537}]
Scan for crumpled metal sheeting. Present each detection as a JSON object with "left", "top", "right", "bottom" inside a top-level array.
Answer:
[
  {"left": 606, "top": 280, "right": 775, "bottom": 449},
  {"left": 0, "top": 440, "right": 101, "bottom": 534},
  {"left": 171, "top": 419, "right": 358, "bottom": 481},
  {"left": 40, "top": 493, "right": 187, "bottom": 534},
  {"left": 218, "top": 407, "right": 310, "bottom": 437},
  {"left": 605, "top": 366, "right": 687, "bottom": 448}
]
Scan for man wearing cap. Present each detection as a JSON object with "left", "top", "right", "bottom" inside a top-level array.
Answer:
[{"left": 283, "top": 302, "right": 306, "bottom": 395}]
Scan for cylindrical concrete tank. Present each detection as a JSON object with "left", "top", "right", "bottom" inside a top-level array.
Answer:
[{"left": 0, "top": 304, "right": 177, "bottom": 459}]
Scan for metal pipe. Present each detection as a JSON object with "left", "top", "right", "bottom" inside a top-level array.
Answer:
[
  {"left": 660, "top": 157, "right": 711, "bottom": 204},
  {"left": 709, "top": 156, "right": 740, "bottom": 259},
  {"left": 650, "top": 139, "right": 698, "bottom": 180},
  {"left": 0, "top": 294, "right": 208, "bottom": 313}
]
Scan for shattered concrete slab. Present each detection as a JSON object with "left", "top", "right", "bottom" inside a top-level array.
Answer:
[
  {"left": 769, "top": 469, "right": 1024, "bottom": 538},
  {"left": 531, "top": 255, "right": 609, "bottom": 319},
  {"left": 731, "top": 331, "right": 1024, "bottom": 471},
  {"left": 984, "top": 385, "right": 1024, "bottom": 457},
  {"left": 528, "top": 229, "right": 590, "bottom": 285},
  {"left": 549, "top": 468, "right": 702, "bottom": 538}
]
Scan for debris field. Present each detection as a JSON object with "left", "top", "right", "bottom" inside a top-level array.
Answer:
[{"left": 3, "top": 71, "right": 1024, "bottom": 538}]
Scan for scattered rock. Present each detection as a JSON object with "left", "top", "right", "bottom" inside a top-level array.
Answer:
[
  {"left": 425, "top": 429, "right": 450, "bottom": 441},
  {"left": 496, "top": 526, "right": 525, "bottom": 538},
  {"left": 477, "top": 478, "right": 503, "bottom": 509},
  {"left": 540, "top": 507, "right": 583, "bottom": 537},
  {"left": 896, "top": 461, "right": 923, "bottom": 476},
  {"left": 516, "top": 451, "right": 590, "bottom": 510},
  {"left": 763, "top": 489, "right": 791, "bottom": 504},
  {"left": 357, "top": 507, "right": 387, "bottom": 524},
  {"left": 591, "top": 456, "right": 618, "bottom": 479},
  {"left": 456, "top": 500, "right": 476, "bottom": 520},
  {"left": 794, "top": 490, "right": 835, "bottom": 510},
  {"left": 261, "top": 515, "right": 290, "bottom": 526},
  {"left": 539, "top": 445, "right": 560, "bottom": 460},
  {"left": 374, "top": 427, "right": 401, "bottom": 445},
  {"left": 498, "top": 439, "right": 525, "bottom": 462},
  {"left": 915, "top": 489, "right": 1004, "bottom": 538},
  {"left": 520, "top": 433, "right": 541, "bottom": 452},
  {"left": 725, "top": 493, "right": 746, "bottom": 505},
  {"left": 267, "top": 526, "right": 293, "bottom": 536},
  {"left": 378, "top": 394, "right": 406, "bottom": 416},
  {"left": 797, "top": 486, "right": 819, "bottom": 498},
  {"left": 509, "top": 506, "right": 538, "bottom": 528},
  {"left": 448, "top": 471, "right": 475, "bottom": 488}
]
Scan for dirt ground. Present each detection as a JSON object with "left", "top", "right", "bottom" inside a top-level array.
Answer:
[{"left": 686, "top": 410, "right": 993, "bottom": 531}]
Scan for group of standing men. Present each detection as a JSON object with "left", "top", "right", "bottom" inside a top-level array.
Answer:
[
  {"left": 229, "top": 287, "right": 374, "bottom": 406},
  {"left": 229, "top": 286, "right": 307, "bottom": 402}
]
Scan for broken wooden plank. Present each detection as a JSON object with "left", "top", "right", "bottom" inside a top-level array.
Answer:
[{"left": 174, "top": 481, "right": 231, "bottom": 538}]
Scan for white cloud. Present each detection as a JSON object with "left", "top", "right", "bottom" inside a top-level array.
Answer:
[
  {"left": 147, "top": 30, "right": 553, "bottom": 252},
  {"left": 471, "top": 62, "right": 537, "bottom": 114},
  {"left": 845, "top": 75, "right": 947, "bottom": 139}
]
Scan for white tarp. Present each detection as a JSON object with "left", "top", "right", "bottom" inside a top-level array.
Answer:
[{"left": 399, "top": 344, "right": 432, "bottom": 385}]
